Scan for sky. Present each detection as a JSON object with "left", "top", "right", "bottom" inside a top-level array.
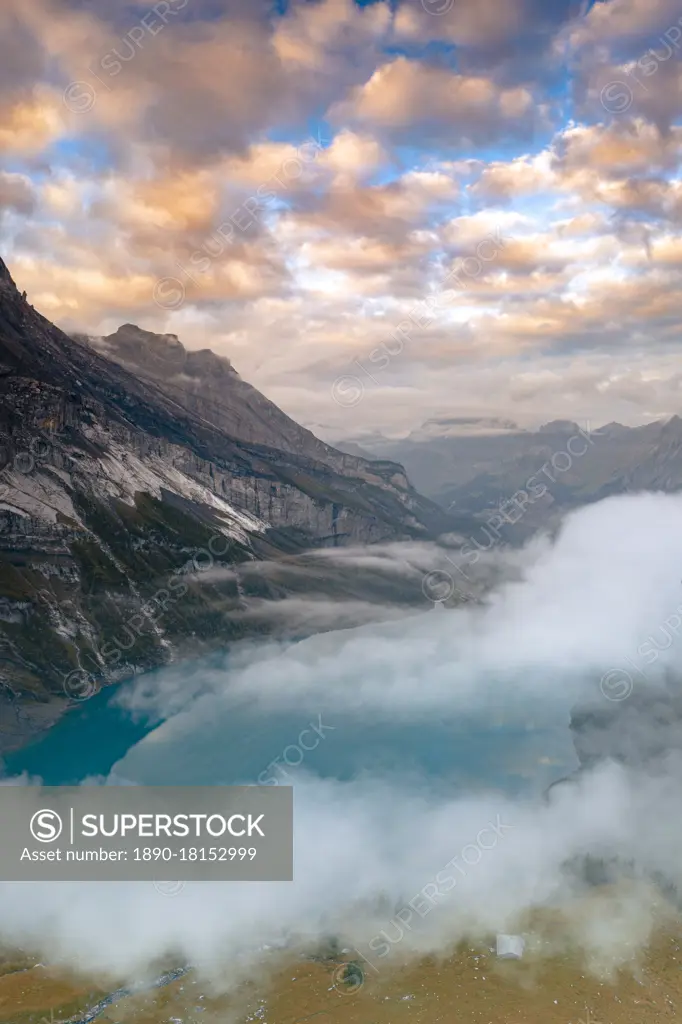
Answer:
[{"left": 1, "top": 0, "right": 682, "bottom": 439}]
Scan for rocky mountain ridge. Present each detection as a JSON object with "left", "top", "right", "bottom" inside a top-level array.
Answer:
[
  {"left": 82, "top": 324, "right": 409, "bottom": 484},
  {"left": 0, "top": 257, "right": 450, "bottom": 753}
]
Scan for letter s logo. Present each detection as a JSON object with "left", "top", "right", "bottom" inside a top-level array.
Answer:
[{"left": 30, "top": 809, "right": 63, "bottom": 843}]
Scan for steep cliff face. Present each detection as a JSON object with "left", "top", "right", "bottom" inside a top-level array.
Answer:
[{"left": 0, "top": 257, "right": 449, "bottom": 750}]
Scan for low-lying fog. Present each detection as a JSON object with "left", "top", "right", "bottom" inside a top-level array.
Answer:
[{"left": 2, "top": 492, "right": 682, "bottom": 987}]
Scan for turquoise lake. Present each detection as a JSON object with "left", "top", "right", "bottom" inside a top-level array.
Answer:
[{"left": 1, "top": 653, "right": 579, "bottom": 795}]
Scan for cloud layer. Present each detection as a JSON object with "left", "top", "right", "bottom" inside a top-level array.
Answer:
[
  {"left": 1, "top": 0, "right": 681, "bottom": 436},
  {"left": 2, "top": 493, "right": 682, "bottom": 984}
]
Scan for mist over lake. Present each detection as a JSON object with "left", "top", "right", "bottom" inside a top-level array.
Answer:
[{"left": 3, "top": 614, "right": 580, "bottom": 795}]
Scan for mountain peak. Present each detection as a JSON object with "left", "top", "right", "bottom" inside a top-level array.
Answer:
[
  {"left": 108, "top": 323, "right": 183, "bottom": 348},
  {"left": 116, "top": 323, "right": 179, "bottom": 343},
  {"left": 93, "top": 323, "right": 190, "bottom": 378},
  {"left": 0, "top": 256, "right": 22, "bottom": 296},
  {"left": 537, "top": 419, "right": 581, "bottom": 435},
  {"left": 600, "top": 421, "right": 630, "bottom": 437},
  {"left": 99, "top": 325, "right": 239, "bottom": 380}
]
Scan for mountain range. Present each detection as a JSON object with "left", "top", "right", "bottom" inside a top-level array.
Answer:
[
  {"left": 0, "top": 257, "right": 452, "bottom": 752},
  {"left": 337, "top": 414, "right": 682, "bottom": 542}
]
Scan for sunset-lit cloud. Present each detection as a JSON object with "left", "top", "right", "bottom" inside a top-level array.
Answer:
[
  {"left": 0, "top": 0, "right": 681, "bottom": 439},
  {"left": 330, "top": 58, "right": 538, "bottom": 142}
]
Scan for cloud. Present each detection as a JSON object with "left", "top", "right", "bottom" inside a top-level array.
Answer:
[
  {"left": 0, "top": 172, "right": 35, "bottom": 214},
  {"left": 393, "top": 0, "right": 587, "bottom": 74},
  {"left": 1, "top": 495, "right": 682, "bottom": 982},
  {"left": 470, "top": 153, "right": 557, "bottom": 202},
  {"left": 2, "top": 0, "right": 682, "bottom": 434},
  {"left": 0, "top": 4, "right": 48, "bottom": 98},
  {"left": 393, "top": 0, "right": 528, "bottom": 50},
  {"left": 571, "top": 0, "right": 682, "bottom": 48},
  {"left": 5, "top": 764, "right": 680, "bottom": 983},
  {"left": 0, "top": 88, "right": 64, "bottom": 155},
  {"left": 273, "top": 0, "right": 391, "bottom": 73},
  {"left": 571, "top": 2, "right": 682, "bottom": 131},
  {"left": 135, "top": 494, "right": 682, "bottom": 719},
  {"left": 330, "top": 58, "right": 538, "bottom": 145},
  {"left": 318, "top": 129, "right": 388, "bottom": 184},
  {"left": 3, "top": 0, "right": 390, "bottom": 166},
  {"left": 555, "top": 121, "right": 682, "bottom": 176}
]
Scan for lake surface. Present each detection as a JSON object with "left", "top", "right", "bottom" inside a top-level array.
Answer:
[
  {"left": 2, "top": 681, "right": 155, "bottom": 784},
  {"left": 2, "top": 649, "right": 579, "bottom": 795}
]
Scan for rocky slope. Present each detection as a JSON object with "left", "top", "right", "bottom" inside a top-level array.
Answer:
[
  {"left": 81, "top": 323, "right": 406, "bottom": 484},
  {"left": 0, "top": 257, "right": 451, "bottom": 752}
]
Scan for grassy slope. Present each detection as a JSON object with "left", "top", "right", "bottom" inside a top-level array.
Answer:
[{"left": 1, "top": 897, "right": 680, "bottom": 1024}]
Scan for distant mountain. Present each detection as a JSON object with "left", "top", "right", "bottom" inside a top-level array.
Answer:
[
  {"left": 407, "top": 417, "right": 522, "bottom": 442},
  {"left": 351, "top": 415, "right": 682, "bottom": 542},
  {"left": 329, "top": 440, "right": 378, "bottom": 460},
  {"left": 0, "top": 257, "right": 452, "bottom": 751},
  {"left": 536, "top": 420, "right": 582, "bottom": 435}
]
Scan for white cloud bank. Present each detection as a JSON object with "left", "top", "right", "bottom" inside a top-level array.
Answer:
[{"left": 1, "top": 492, "right": 682, "bottom": 988}]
